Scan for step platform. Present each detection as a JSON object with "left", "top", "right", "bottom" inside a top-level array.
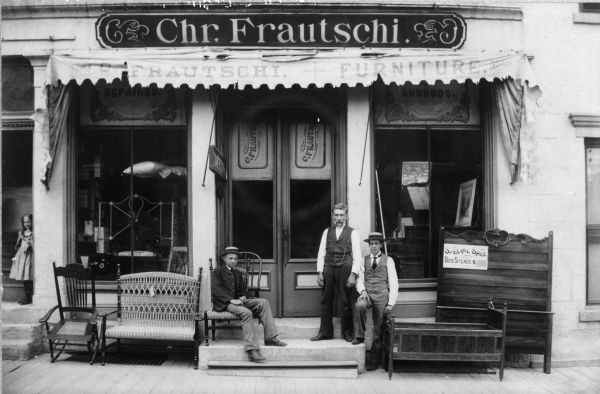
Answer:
[{"left": 199, "top": 338, "right": 365, "bottom": 377}]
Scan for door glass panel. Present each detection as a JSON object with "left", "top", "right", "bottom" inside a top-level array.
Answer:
[
  {"left": 232, "top": 180, "right": 273, "bottom": 259},
  {"left": 290, "top": 180, "right": 331, "bottom": 258},
  {"left": 587, "top": 147, "right": 600, "bottom": 224},
  {"left": 588, "top": 228, "right": 600, "bottom": 304}
]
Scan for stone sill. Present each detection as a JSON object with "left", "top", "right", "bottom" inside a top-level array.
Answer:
[
  {"left": 573, "top": 12, "right": 600, "bottom": 25},
  {"left": 579, "top": 309, "right": 600, "bottom": 322}
]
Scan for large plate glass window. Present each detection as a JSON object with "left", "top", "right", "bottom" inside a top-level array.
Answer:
[
  {"left": 373, "top": 81, "right": 483, "bottom": 280},
  {"left": 76, "top": 82, "right": 188, "bottom": 280}
]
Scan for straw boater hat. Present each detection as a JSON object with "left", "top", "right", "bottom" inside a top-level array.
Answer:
[
  {"left": 221, "top": 246, "right": 240, "bottom": 257},
  {"left": 363, "top": 232, "right": 386, "bottom": 243}
]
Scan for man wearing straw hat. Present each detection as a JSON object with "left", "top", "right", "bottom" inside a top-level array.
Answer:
[
  {"left": 352, "top": 232, "right": 398, "bottom": 371},
  {"left": 212, "top": 246, "right": 287, "bottom": 363}
]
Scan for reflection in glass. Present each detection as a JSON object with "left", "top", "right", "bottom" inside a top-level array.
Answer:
[
  {"left": 290, "top": 180, "right": 331, "bottom": 258},
  {"left": 232, "top": 181, "right": 273, "bottom": 259}
]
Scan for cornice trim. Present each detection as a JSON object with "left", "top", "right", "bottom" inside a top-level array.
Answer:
[{"left": 570, "top": 113, "right": 600, "bottom": 138}]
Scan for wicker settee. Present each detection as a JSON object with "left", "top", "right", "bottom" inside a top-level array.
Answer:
[{"left": 101, "top": 268, "right": 203, "bottom": 368}]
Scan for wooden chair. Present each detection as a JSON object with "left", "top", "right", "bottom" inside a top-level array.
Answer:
[
  {"left": 39, "top": 262, "right": 99, "bottom": 364},
  {"left": 203, "top": 251, "right": 263, "bottom": 345}
]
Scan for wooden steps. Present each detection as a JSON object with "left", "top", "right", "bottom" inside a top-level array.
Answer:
[{"left": 207, "top": 360, "right": 359, "bottom": 378}]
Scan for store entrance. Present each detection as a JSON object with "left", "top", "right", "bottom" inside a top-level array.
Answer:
[{"left": 227, "top": 100, "right": 336, "bottom": 317}]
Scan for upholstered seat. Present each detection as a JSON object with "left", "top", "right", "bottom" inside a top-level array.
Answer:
[
  {"left": 205, "top": 311, "right": 239, "bottom": 320},
  {"left": 105, "top": 320, "right": 195, "bottom": 341}
]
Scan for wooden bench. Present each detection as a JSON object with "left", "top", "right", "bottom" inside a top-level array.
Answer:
[
  {"left": 436, "top": 228, "right": 554, "bottom": 374},
  {"left": 384, "top": 303, "right": 507, "bottom": 380},
  {"left": 100, "top": 267, "right": 203, "bottom": 368}
]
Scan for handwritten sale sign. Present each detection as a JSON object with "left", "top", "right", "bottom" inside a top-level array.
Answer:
[{"left": 443, "top": 243, "right": 488, "bottom": 270}]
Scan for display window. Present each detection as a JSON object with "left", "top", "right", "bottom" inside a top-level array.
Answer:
[
  {"left": 75, "top": 128, "right": 188, "bottom": 279},
  {"left": 373, "top": 81, "right": 484, "bottom": 280}
]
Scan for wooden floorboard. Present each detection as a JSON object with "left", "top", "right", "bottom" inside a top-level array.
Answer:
[{"left": 3, "top": 354, "right": 600, "bottom": 394}]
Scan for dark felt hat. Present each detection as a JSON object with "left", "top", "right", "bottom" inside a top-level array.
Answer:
[
  {"left": 363, "top": 232, "right": 386, "bottom": 243},
  {"left": 220, "top": 246, "right": 240, "bottom": 257}
]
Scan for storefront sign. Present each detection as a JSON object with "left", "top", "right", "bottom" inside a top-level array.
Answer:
[
  {"left": 80, "top": 81, "right": 187, "bottom": 126},
  {"left": 96, "top": 12, "right": 466, "bottom": 49},
  {"left": 374, "top": 82, "right": 479, "bottom": 125},
  {"left": 208, "top": 145, "right": 227, "bottom": 181},
  {"left": 443, "top": 243, "right": 488, "bottom": 270}
]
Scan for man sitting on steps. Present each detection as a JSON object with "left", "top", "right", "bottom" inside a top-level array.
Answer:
[{"left": 211, "top": 246, "right": 287, "bottom": 363}]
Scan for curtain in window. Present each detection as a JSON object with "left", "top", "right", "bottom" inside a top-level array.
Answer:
[
  {"left": 483, "top": 78, "right": 539, "bottom": 184},
  {"left": 37, "top": 82, "right": 75, "bottom": 190}
]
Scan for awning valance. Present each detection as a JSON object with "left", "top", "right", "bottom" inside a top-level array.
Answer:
[{"left": 46, "top": 49, "right": 538, "bottom": 89}]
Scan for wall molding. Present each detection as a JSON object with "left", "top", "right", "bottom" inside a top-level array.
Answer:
[{"left": 569, "top": 113, "right": 600, "bottom": 138}]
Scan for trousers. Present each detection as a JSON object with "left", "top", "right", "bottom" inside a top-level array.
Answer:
[
  {"left": 225, "top": 298, "right": 278, "bottom": 351},
  {"left": 318, "top": 263, "right": 355, "bottom": 337},
  {"left": 354, "top": 289, "right": 389, "bottom": 366}
]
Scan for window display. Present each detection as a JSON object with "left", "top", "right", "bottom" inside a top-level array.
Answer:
[
  {"left": 374, "top": 129, "right": 482, "bottom": 279},
  {"left": 76, "top": 129, "right": 188, "bottom": 280}
]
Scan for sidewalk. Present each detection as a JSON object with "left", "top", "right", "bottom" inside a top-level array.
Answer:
[{"left": 3, "top": 353, "right": 599, "bottom": 394}]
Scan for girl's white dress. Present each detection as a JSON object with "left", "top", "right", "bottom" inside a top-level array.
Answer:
[{"left": 9, "top": 231, "right": 33, "bottom": 281}]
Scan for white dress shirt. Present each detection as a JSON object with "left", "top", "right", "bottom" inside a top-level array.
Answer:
[
  {"left": 316, "top": 227, "right": 362, "bottom": 275},
  {"left": 356, "top": 253, "right": 399, "bottom": 306}
]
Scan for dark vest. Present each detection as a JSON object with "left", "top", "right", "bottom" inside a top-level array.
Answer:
[
  {"left": 363, "top": 254, "right": 389, "bottom": 293},
  {"left": 324, "top": 225, "right": 354, "bottom": 267}
]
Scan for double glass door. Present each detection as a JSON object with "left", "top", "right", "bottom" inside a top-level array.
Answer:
[{"left": 228, "top": 111, "right": 333, "bottom": 316}]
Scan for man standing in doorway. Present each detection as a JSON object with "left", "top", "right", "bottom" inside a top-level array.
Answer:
[
  {"left": 311, "top": 203, "right": 363, "bottom": 342},
  {"left": 211, "top": 246, "right": 287, "bottom": 363},
  {"left": 352, "top": 232, "right": 398, "bottom": 371}
]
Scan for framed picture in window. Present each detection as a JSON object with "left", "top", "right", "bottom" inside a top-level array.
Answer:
[{"left": 455, "top": 179, "right": 477, "bottom": 227}]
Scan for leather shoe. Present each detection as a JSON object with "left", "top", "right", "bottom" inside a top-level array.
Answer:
[
  {"left": 310, "top": 334, "right": 333, "bottom": 341},
  {"left": 366, "top": 363, "right": 379, "bottom": 371},
  {"left": 352, "top": 337, "right": 364, "bottom": 345},
  {"left": 344, "top": 333, "right": 354, "bottom": 342},
  {"left": 247, "top": 349, "right": 266, "bottom": 363},
  {"left": 265, "top": 337, "right": 287, "bottom": 347}
]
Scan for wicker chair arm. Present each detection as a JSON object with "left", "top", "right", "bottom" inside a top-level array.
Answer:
[
  {"left": 100, "top": 309, "right": 119, "bottom": 321},
  {"left": 39, "top": 305, "right": 60, "bottom": 323}
]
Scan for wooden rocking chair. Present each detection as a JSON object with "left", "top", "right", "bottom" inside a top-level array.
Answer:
[
  {"left": 39, "top": 262, "right": 99, "bottom": 364},
  {"left": 204, "top": 251, "right": 263, "bottom": 345}
]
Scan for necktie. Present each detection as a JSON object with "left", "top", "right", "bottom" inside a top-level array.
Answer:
[{"left": 371, "top": 255, "right": 377, "bottom": 270}]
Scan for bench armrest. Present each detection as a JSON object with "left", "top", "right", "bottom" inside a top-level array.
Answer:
[
  {"left": 508, "top": 309, "right": 553, "bottom": 315},
  {"left": 436, "top": 305, "right": 487, "bottom": 312},
  {"left": 39, "top": 305, "right": 59, "bottom": 323}
]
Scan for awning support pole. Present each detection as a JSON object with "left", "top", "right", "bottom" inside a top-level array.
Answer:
[
  {"left": 358, "top": 88, "right": 373, "bottom": 186},
  {"left": 374, "top": 167, "right": 388, "bottom": 255}
]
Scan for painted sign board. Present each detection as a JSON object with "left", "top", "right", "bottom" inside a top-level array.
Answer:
[
  {"left": 208, "top": 145, "right": 227, "bottom": 181},
  {"left": 442, "top": 243, "right": 488, "bottom": 270},
  {"left": 96, "top": 11, "right": 466, "bottom": 49}
]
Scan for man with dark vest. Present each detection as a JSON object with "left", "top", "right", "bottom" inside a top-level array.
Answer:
[
  {"left": 352, "top": 232, "right": 398, "bottom": 371},
  {"left": 310, "top": 203, "right": 363, "bottom": 342},
  {"left": 211, "top": 246, "right": 287, "bottom": 363}
]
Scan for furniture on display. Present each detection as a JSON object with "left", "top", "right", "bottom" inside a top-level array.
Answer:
[
  {"left": 40, "top": 263, "right": 100, "bottom": 364},
  {"left": 203, "top": 251, "right": 263, "bottom": 346},
  {"left": 97, "top": 193, "right": 175, "bottom": 275},
  {"left": 100, "top": 265, "right": 203, "bottom": 368},
  {"left": 436, "top": 228, "right": 554, "bottom": 374},
  {"left": 384, "top": 303, "right": 507, "bottom": 380}
]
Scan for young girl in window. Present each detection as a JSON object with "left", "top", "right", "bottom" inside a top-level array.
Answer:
[{"left": 10, "top": 213, "right": 33, "bottom": 304}]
